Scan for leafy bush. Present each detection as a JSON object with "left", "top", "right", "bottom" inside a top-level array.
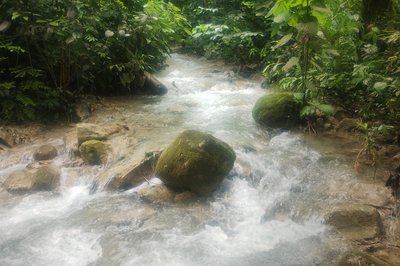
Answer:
[{"left": 0, "top": 0, "right": 189, "bottom": 121}]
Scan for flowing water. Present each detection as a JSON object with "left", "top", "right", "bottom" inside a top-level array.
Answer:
[{"left": 0, "top": 54, "right": 355, "bottom": 265}]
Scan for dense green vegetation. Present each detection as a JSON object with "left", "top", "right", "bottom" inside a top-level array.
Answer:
[
  {"left": 173, "top": 0, "right": 399, "bottom": 142},
  {"left": 0, "top": 0, "right": 188, "bottom": 120},
  {"left": 1, "top": 0, "right": 399, "bottom": 144}
]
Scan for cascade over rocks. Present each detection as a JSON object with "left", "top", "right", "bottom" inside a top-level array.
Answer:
[
  {"left": 33, "top": 144, "right": 58, "bottom": 161},
  {"left": 3, "top": 165, "right": 60, "bottom": 194},
  {"left": 325, "top": 203, "right": 382, "bottom": 241},
  {"left": 252, "top": 93, "right": 301, "bottom": 128},
  {"left": 155, "top": 130, "right": 236, "bottom": 195},
  {"left": 79, "top": 140, "right": 108, "bottom": 165}
]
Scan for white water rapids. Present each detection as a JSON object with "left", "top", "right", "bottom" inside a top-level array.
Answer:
[{"left": 0, "top": 54, "right": 353, "bottom": 265}]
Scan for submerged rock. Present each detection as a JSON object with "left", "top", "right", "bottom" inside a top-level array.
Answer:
[
  {"left": 33, "top": 144, "right": 58, "bottom": 161},
  {"left": 325, "top": 203, "right": 382, "bottom": 241},
  {"left": 337, "top": 250, "right": 389, "bottom": 266},
  {"left": 79, "top": 140, "right": 108, "bottom": 165},
  {"left": 106, "top": 151, "right": 161, "bottom": 190},
  {"left": 155, "top": 130, "right": 236, "bottom": 195},
  {"left": 3, "top": 166, "right": 60, "bottom": 194},
  {"left": 138, "top": 184, "right": 175, "bottom": 204},
  {"left": 252, "top": 93, "right": 301, "bottom": 128}
]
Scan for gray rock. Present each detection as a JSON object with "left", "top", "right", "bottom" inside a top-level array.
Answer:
[
  {"left": 77, "top": 123, "right": 108, "bottom": 146},
  {"left": 33, "top": 144, "right": 58, "bottom": 161},
  {"left": 3, "top": 166, "right": 60, "bottom": 194},
  {"left": 138, "top": 185, "right": 175, "bottom": 204},
  {"left": 0, "top": 127, "right": 14, "bottom": 147},
  {"left": 143, "top": 72, "right": 168, "bottom": 95},
  {"left": 106, "top": 151, "right": 161, "bottom": 190},
  {"left": 325, "top": 203, "right": 382, "bottom": 241}
]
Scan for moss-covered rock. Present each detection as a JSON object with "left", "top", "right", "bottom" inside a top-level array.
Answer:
[
  {"left": 3, "top": 166, "right": 60, "bottom": 194},
  {"left": 79, "top": 140, "right": 108, "bottom": 165},
  {"left": 252, "top": 93, "right": 301, "bottom": 128},
  {"left": 325, "top": 203, "right": 382, "bottom": 241},
  {"left": 155, "top": 130, "right": 236, "bottom": 195}
]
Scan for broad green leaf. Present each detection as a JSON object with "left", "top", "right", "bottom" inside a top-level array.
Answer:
[
  {"left": 273, "top": 33, "right": 293, "bottom": 49},
  {"left": 373, "top": 82, "right": 387, "bottom": 91},
  {"left": 282, "top": 57, "right": 299, "bottom": 72}
]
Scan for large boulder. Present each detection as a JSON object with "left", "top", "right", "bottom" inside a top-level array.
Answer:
[
  {"left": 252, "top": 93, "right": 301, "bottom": 128},
  {"left": 325, "top": 203, "right": 382, "bottom": 241},
  {"left": 33, "top": 144, "right": 58, "bottom": 161},
  {"left": 3, "top": 166, "right": 60, "bottom": 194},
  {"left": 79, "top": 140, "right": 108, "bottom": 165},
  {"left": 155, "top": 130, "right": 236, "bottom": 195}
]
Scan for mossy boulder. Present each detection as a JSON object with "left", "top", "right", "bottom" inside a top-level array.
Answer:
[
  {"left": 325, "top": 203, "right": 382, "bottom": 241},
  {"left": 79, "top": 140, "right": 108, "bottom": 165},
  {"left": 252, "top": 93, "right": 301, "bottom": 128},
  {"left": 155, "top": 130, "right": 236, "bottom": 195},
  {"left": 3, "top": 166, "right": 60, "bottom": 194}
]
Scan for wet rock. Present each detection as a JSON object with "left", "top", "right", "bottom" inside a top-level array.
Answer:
[
  {"left": 336, "top": 118, "right": 360, "bottom": 132},
  {"left": 79, "top": 140, "right": 108, "bottom": 165},
  {"left": 346, "top": 182, "right": 393, "bottom": 207},
  {"left": 106, "top": 151, "right": 161, "bottom": 190},
  {"left": 337, "top": 250, "right": 389, "bottom": 266},
  {"left": 77, "top": 123, "right": 108, "bottom": 145},
  {"left": 142, "top": 72, "right": 168, "bottom": 95},
  {"left": 155, "top": 130, "right": 236, "bottom": 195},
  {"left": 174, "top": 191, "right": 197, "bottom": 203},
  {"left": 71, "top": 100, "right": 92, "bottom": 122},
  {"left": 3, "top": 166, "right": 60, "bottom": 194},
  {"left": 325, "top": 203, "right": 382, "bottom": 241},
  {"left": 33, "top": 144, "right": 58, "bottom": 161},
  {"left": 395, "top": 220, "right": 400, "bottom": 246},
  {"left": 138, "top": 185, "right": 175, "bottom": 204},
  {"left": 0, "top": 127, "right": 14, "bottom": 147},
  {"left": 252, "top": 93, "right": 301, "bottom": 128}
]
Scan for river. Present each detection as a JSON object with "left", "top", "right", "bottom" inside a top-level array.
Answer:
[{"left": 0, "top": 54, "right": 355, "bottom": 265}]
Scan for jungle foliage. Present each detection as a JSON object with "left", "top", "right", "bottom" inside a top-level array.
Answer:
[
  {"left": 174, "top": 0, "right": 400, "bottom": 141},
  {"left": 0, "top": 0, "right": 188, "bottom": 121}
]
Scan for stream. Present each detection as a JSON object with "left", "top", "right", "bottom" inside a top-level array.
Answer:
[{"left": 0, "top": 54, "right": 357, "bottom": 265}]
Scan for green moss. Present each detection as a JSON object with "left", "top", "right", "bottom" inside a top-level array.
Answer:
[
  {"left": 79, "top": 140, "right": 108, "bottom": 165},
  {"left": 32, "top": 166, "right": 60, "bottom": 191},
  {"left": 252, "top": 93, "right": 301, "bottom": 128},
  {"left": 155, "top": 130, "right": 236, "bottom": 195}
]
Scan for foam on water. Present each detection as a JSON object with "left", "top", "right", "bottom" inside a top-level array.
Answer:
[{"left": 0, "top": 53, "right": 347, "bottom": 265}]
